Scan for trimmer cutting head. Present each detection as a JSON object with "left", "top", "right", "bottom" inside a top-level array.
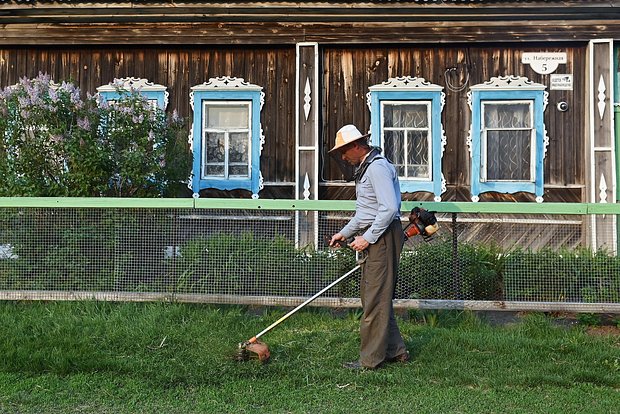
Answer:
[{"left": 235, "top": 338, "right": 270, "bottom": 363}]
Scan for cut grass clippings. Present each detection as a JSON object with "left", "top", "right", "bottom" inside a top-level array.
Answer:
[{"left": 0, "top": 301, "right": 618, "bottom": 413}]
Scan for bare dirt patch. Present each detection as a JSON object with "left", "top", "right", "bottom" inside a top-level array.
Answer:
[{"left": 585, "top": 325, "right": 620, "bottom": 337}]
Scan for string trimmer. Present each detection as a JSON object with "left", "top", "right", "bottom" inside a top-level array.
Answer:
[
  {"left": 236, "top": 207, "right": 438, "bottom": 363},
  {"left": 236, "top": 262, "right": 361, "bottom": 362}
]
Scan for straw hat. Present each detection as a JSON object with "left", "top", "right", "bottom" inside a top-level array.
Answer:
[{"left": 329, "top": 124, "right": 370, "bottom": 153}]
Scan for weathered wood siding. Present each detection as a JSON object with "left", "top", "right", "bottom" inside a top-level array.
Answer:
[
  {"left": 0, "top": 42, "right": 593, "bottom": 202},
  {"left": 320, "top": 44, "right": 587, "bottom": 202}
]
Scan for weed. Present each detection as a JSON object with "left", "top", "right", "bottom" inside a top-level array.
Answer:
[{"left": 577, "top": 313, "right": 601, "bottom": 327}]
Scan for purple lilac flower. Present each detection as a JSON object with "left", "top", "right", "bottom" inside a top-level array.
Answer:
[
  {"left": 48, "top": 87, "right": 58, "bottom": 103},
  {"left": 77, "top": 117, "right": 90, "bottom": 131},
  {"left": 18, "top": 96, "right": 30, "bottom": 108}
]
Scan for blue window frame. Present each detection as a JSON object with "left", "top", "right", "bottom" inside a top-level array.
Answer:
[
  {"left": 96, "top": 77, "right": 169, "bottom": 110},
  {"left": 367, "top": 77, "right": 446, "bottom": 201},
  {"left": 190, "top": 77, "right": 264, "bottom": 198},
  {"left": 468, "top": 76, "right": 549, "bottom": 202}
]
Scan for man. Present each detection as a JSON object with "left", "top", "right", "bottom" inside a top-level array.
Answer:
[{"left": 328, "top": 124, "right": 410, "bottom": 370}]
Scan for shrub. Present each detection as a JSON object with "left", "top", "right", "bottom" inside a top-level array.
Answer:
[
  {"left": 397, "top": 238, "right": 504, "bottom": 300},
  {"left": 0, "top": 73, "right": 192, "bottom": 197},
  {"left": 97, "top": 85, "right": 191, "bottom": 197},
  {"left": 504, "top": 247, "right": 620, "bottom": 303},
  {"left": 0, "top": 73, "right": 106, "bottom": 196},
  {"left": 158, "top": 233, "right": 357, "bottom": 297}
]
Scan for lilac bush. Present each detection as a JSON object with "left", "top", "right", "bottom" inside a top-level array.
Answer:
[
  {"left": 0, "top": 73, "right": 105, "bottom": 196},
  {"left": 0, "top": 73, "right": 191, "bottom": 197}
]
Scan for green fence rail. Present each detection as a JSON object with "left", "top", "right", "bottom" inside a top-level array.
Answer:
[{"left": 0, "top": 197, "right": 619, "bottom": 214}]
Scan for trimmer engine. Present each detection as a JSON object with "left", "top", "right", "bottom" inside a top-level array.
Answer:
[{"left": 404, "top": 207, "right": 439, "bottom": 241}]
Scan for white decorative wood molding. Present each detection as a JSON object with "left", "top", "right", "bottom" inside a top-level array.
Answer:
[
  {"left": 252, "top": 172, "right": 264, "bottom": 200},
  {"left": 542, "top": 90, "right": 549, "bottom": 112},
  {"left": 187, "top": 128, "right": 194, "bottom": 152},
  {"left": 191, "top": 77, "right": 265, "bottom": 110},
  {"left": 188, "top": 174, "right": 195, "bottom": 193},
  {"left": 599, "top": 174, "right": 608, "bottom": 203},
  {"left": 470, "top": 76, "right": 545, "bottom": 91},
  {"left": 535, "top": 196, "right": 544, "bottom": 203},
  {"left": 466, "top": 90, "right": 473, "bottom": 111},
  {"left": 303, "top": 78, "right": 312, "bottom": 121},
  {"left": 259, "top": 90, "right": 265, "bottom": 111},
  {"left": 543, "top": 124, "right": 550, "bottom": 159},
  {"left": 191, "top": 76, "right": 262, "bottom": 91},
  {"left": 597, "top": 75, "right": 607, "bottom": 120},
  {"left": 440, "top": 125, "right": 447, "bottom": 157},
  {"left": 97, "top": 77, "right": 166, "bottom": 92},
  {"left": 303, "top": 173, "right": 311, "bottom": 200},
  {"left": 97, "top": 77, "right": 169, "bottom": 109},
  {"left": 435, "top": 173, "right": 447, "bottom": 202},
  {"left": 369, "top": 76, "right": 443, "bottom": 92},
  {"left": 466, "top": 125, "right": 473, "bottom": 158},
  {"left": 259, "top": 125, "right": 265, "bottom": 154}
]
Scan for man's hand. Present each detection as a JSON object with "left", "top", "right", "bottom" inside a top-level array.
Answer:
[
  {"left": 329, "top": 233, "right": 346, "bottom": 247},
  {"left": 349, "top": 235, "right": 369, "bottom": 252}
]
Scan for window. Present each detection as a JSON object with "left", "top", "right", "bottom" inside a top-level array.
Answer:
[
  {"left": 190, "top": 77, "right": 264, "bottom": 198},
  {"left": 367, "top": 77, "right": 446, "bottom": 201},
  {"left": 96, "top": 77, "right": 168, "bottom": 110},
  {"left": 203, "top": 102, "right": 251, "bottom": 179},
  {"left": 468, "top": 76, "right": 548, "bottom": 202}
]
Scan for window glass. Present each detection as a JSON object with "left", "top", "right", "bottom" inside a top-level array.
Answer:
[
  {"left": 383, "top": 102, "right": 431, "bottom": 179},
  {"left": 483, "top": 103, "right": 531, "bottom": 128},
  {"left": 206, "top": 105, "right": 249, "bottom": 129},
  {"left": 205, "top": 131, "right": 225, "bottom": 177},
  {"left": 486, "top": 130, "right": 531, "bottom": 181},
  {"left": 229, "top": 132, "right": 250, "bottom": 177},
  {"left": 384, "top": 103, "right": 428, "bottom": 128},
  {"left": 482, "top": 102, "right": 533, "bottom": 182}
]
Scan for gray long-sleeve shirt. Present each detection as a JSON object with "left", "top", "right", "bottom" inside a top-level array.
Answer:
[{"left": 339, "top": 155, "right": 401, "bottom": 244}]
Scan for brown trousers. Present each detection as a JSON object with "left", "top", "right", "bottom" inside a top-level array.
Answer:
[{"left": 359, "top": 219, "right": 407, "bottom": 368}]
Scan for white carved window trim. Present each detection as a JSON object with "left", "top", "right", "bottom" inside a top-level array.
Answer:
[
  {"left": 367, "top": 76, "right": 446, "bottom": 201},
  {"left": 467, "top": 76, "right": 549, "bottom": 203},
  {"left": 96, "top": 77, "right": 169, "bottom": 110},
  {"left": 189, "top": 77, "right": 265, "bottom": 199}
]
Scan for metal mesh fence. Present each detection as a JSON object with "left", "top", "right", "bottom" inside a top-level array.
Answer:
[{"left": 0, "top": 201, "right": 618, "bottom": 312}]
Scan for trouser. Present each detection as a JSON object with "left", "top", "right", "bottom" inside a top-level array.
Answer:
[{"left": 359, "top": 219, "right": 407, "bottom": 368}]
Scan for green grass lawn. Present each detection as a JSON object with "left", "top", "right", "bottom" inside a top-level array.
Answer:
[{"left": 0, "top": 301, "right": 618, "bottom": 413}]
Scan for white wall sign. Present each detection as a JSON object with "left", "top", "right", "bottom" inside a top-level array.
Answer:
[
  {"left": 550, "top": 74, "right": 573, "bottom": 90},
  {"left": 522, "top": 52, "right": 567, "bottom": 75}
]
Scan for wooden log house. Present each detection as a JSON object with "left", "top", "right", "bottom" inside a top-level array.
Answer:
[{"left": 0, "top": 0, "right": 618, "bottom": 249}]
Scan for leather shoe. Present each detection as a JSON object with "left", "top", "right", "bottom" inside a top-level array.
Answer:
[{"left": 387, "top": 351, "right": 410, "bottom": 363}]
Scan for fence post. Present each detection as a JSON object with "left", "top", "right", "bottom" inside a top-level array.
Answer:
[{"left": 452, "top": 212, "right": 461, "bottom": 300}]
